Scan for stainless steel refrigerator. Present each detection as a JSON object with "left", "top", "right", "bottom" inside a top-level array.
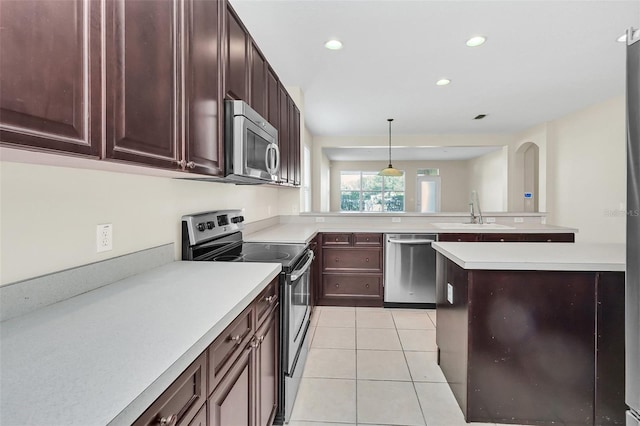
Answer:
[{"left": 626, "top": 27, "right": 640, "bottom": 426}]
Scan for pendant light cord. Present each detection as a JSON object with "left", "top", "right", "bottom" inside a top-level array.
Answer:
[{"left": 388, "top": 118, "right": 393, "bottom": 167}]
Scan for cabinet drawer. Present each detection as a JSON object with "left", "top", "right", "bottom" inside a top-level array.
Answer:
[
  {"left": 323, "top": 274, "right": 382, "bottom": 298},
  {"left": 481, "top": 233, "right": 523, "bottom": 242},
  {"left": 133, "top": 353, "right": 206, "bottom": 426},
  {"left": 208, "top": 304, "right": 254, "bottom": 393},
  {"left": 322, "top": 233, "right": 352, "bottom": 246},
  {"left": 522, "top": 233, "right": 575, "bottom": 242},
  {"left": 255, "top": 277, "right": 279, "bottom": 326},
  {"left": 438, "top": 233, "right": 480, "bottom": 242},
  {"left": 323, "top": 248, "right": 382, "bottom": 272},
  {"left": 353, "top": 233, "right": 382, "bottom": 246}
]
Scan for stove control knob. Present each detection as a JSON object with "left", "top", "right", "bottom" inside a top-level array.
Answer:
[
  {"left": 232, "top": 215, "right": 244, "bottom": 223},
  {"left": 197, "top": 223, "right": 206, "bottom": 232},
  {"left": 206, "top": 221, "right": 215, "bottom": 230}
]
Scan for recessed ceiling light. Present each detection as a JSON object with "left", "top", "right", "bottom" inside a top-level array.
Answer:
[
  {"left": 436, "top": 78, "right": 451, "bottom": 86},
  {"left": 466, "top": 36, "right": 486, "bottom": 47},
  {"left": 324, "top": 39, "right": 343, "bottom": 50},
  {"left": 618, "top": 33, "right": 627, "bottom": 43}
]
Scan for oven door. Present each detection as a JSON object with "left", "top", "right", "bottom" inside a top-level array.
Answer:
[
  {"left": 286, "top": 249, "right": 313, "bottom": 374},
  {"left": 232, "top": 113, "right": 279, "bottom": 182}
]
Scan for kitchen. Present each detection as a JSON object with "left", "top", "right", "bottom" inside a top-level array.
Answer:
[{"left": 0, "top": 1, "right": 638, "bottom": 425}]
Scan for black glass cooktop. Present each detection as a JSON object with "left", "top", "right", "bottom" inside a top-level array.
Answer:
[{"left": 212, "top": 242, "right": 307, "bottom": 271}]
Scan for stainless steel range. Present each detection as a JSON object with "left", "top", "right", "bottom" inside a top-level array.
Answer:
[{"left": 181, "top": 210, "right": 312, "bottom": 424}]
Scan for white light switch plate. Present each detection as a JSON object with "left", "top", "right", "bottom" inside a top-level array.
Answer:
[
  {"left": 447, "top": 283, "right": 453, "bottom": 304},
  {"left": 514, "top": 217, "right": 524, "bottom": 223},
  {"left": 392, "top": 217, "right": 401, "bottom": 223},
  {"left": 315, "top": 217, "right": 325, "bottom": 222},
  {"left": 485, "top": 217, "right": 496, "bottom": 223}
]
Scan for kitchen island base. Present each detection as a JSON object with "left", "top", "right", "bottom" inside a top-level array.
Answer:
[{"left": 435, "top": 254, "right": 625, "bottom": 425}]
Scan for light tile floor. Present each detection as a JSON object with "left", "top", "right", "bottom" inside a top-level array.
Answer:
[{"left": 288, "top": 306, "right": 529, "bottom": 426}]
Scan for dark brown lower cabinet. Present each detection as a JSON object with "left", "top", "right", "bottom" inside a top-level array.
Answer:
[
  {"left": 134, "top": 277, "right": 279, "bottom": 426},
  {"left": 209, "top": 345, "right": 253, "bottom": 426},
  {"left": 437, "top": 233, "right": 575, "bottom": 242},
  {"left": 435, "top": 255, "right": 625, "bottom": 425}
]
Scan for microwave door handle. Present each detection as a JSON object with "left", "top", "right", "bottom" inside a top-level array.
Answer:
[
  {"left": 264, "top": 144, "right": 272, "bottom": 173},
  {"left": 272, "top": 143, "right": 280, "bottom": 175}
]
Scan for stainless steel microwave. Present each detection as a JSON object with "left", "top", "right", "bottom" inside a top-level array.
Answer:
[{"left": 224, "top": 100, "right": 279, "bottom": 184}]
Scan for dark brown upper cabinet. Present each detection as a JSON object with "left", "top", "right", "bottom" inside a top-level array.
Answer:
[
  {"left": 0, "top": 0, "right": 102, "bottom": 156},
  {"left": 105, "top": 0, "right": 180, "bottom": 168},
  {"left": 250, "top": 42, "right": 268, "bottom": 118},
  {"left": 225, "top": 5, "right": 249, "bottom": 101},
  {"left": 278, "top": 84, "right": 290, "bottom": 183},
  {"left": 184, "top": 0, "right": 224, "bottom": 176}
]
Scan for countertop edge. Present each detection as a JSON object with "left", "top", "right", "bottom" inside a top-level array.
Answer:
[{"left": 110, "top": 266, "right": 281, "bottom": 426}]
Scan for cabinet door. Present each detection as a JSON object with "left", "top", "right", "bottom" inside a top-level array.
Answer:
[
  {"left": 250, "top": 42, "right": 267, "bottom": 118},
  {"left": 0, "top": 0, "right": 101, "bottom": 156},
  {"left": 438, "top": 233, "right": 480, "bottom": 242},
  {"left": 291, "top": 104, "right": 301, "bottom": 185},
  {"left": 278, "top": 84, "right": 290, "bottom": 183},
  {"left": 522, "top": 233, "right": 575, "bottom": 242},
  {"left": 184, "top": 0, "right": 223, "bottom": 176},
  {"left": 266, "top": 68, "right": 279, "bottom": 129},
  {"left": 105, "top": 0, "right": 180, "bottom": 168},
  {"left": 225, "top": 6, "right": 248, "bottom": 101},
  {"left": 256, "top": 308, "right": 278, "bottom": 426},
  {"left": 209, "top": 345, "right": 254, "bottom": 426}
]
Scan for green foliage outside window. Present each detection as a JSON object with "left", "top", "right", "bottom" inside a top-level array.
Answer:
[{"left": 340, "top": 172, "right": 405, "bottom": 212}]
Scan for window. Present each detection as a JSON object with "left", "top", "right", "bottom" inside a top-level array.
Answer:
[{"left": 340, "top": 171, "right": 405, "bottom": 212}]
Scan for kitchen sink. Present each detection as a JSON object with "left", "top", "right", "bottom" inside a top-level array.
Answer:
[{"left": 433, "top": 222, "right": 516, "bottom": 230}]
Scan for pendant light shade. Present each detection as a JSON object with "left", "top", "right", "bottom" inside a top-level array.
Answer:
[{"left": 379, "top": 118, "right": 403, "bottom": 176}]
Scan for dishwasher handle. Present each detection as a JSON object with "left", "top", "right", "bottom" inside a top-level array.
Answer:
[{"left": 387, "top": 238, "right": 435, "bottom": 245}]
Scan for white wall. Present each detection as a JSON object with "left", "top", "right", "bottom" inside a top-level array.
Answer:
[
  {"left": 328, "top": 159, "right": 471, "bottom": 212},
  {"left": 467, "top": 147, "right": 508, "bottom": 212},
  {"left": 545, "top": 95, "right": 626, "bottom": 243},
  {"left": 314, "top": 133, "right": 513, "bottom": 212},
  {"left": 0, "top": 161, "right": 280, "bottom": 285}
]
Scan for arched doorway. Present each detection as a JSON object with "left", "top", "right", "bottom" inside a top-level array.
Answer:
[{"left": 516, "top": 142, "right": 539, "bottom": 212}]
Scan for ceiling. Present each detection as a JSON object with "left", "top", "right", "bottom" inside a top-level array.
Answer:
[
  {"left": 229, "top": 0, "right": 639, "bottom": 137},
  {"left": 323, "top": 145, "right": 502, "bottom": 161}
]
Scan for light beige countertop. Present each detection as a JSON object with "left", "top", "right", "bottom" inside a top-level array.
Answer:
[
  {"left": 245, "top": 222, "right": 578, "bottom": 244},
  {"left": 432, "top": 242, "right": 625, "bottom": 271}
]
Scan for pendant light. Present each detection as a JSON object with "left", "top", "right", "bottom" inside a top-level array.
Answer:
[{"left": 379, "top": 118, "right": 403, "bottom": 176}]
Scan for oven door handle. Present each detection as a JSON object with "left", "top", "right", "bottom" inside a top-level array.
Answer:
[{"left": 290, "top": 250, "right": 314, "bottom": 282}]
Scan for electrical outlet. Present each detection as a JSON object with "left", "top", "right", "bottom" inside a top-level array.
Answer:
[
  {"left": 485, "top": 217, "right": 496, "bottom": 223},
  {"left": 96, "top": 224, "right": 113, "bottom": 252},
  {"left": 514, "top": 217, "right": 524, "bottom": 223},
  {"left": 315, "top": 217, "right": 325, "bottom": 223},
  {"left": 392, "top": 217, "right": 401, "bottom": 223}
]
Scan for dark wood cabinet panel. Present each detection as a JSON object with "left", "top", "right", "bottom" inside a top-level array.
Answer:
[
  {"left": 438, "top": 233, "right": 480, "bottom": 242},
  {"left": 184, "top": 0, "right": 223, "bottom": 176},
  {"left": 523, "top": 233, "right": 575, "bottom": 242},
  {"left": 480, "top": 233, "right": 523, "bottom": 242},
  {"left": 318, "top": 233, "right": 384, "bottom": 306},
  {"left": 105, "top": 0, "right": 179, "bottom": 167},
  {"left": 322, "top": 248, "right": 382, "bottom": 272},
  {"left": 209, "top": 346, "right": 254, "bottom": 426},
  {"left": 208, "top": 305, "right": 255, "bottom": 393},
  {"left": 436, "top": 255, "right": 625, "bottom": 425},
  {"left": 225, "top": 6, "right": 248, "bottom": 101},
  {"left": 133, "top": 353, "right": 206, "bottom": 426},
  {"left": 595, "top": 272, "right": 626, "bottom": 425},
  {"left": 255, "top": 278, "right": 278, "bottom": 329},
  {"left": 322, "top": 274, "right": 382, "bottom": 298},
  {"left": 188, "top": 404, "right": 207, "bottom": 426},
  {"left": 289, "top": 100, "right": 300, "bottom": 186},
  {"left": 322, "top": 233, "right": 352, "bottom": 246},
  {"left": 256, "top": 306, "right": 278, "bottom": 426},
  {"left": 278, "top": 84, "right": 290, "bottom": 183},
  {"left": 354, "top": 233, "right": 383, "bottom": 246},
  {"left": 310, "top": 237, "right": 320, "bottom": 307},
  {"left": 250, "top": 42, "right": 267, "bottom": 118},
  {"left": 0, "top": 0, "right": 101, "bottom": 156},
  {"left": 266, "top": 68, "right": 279, "bottom": 129}
]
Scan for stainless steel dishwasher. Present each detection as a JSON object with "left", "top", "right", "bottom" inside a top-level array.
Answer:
[{"left": 384, "top": 233, "right": 437, "bottom": 308}]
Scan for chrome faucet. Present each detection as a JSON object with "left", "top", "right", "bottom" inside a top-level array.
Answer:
[{"left": 469, "top": 190, "right": 483, "bottom": 224}]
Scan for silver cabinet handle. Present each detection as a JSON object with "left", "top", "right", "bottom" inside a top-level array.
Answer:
[
  {"left": 264, "top": 295, "right": 275, "bottom": 303},
  {"left": 229, "top": 335, "right": 241, "bottom": 345},
  {"left": 159, "top": 414, "right": 177, "bottom": 426},
  {"left": 387, "top": 239, "right": 435, "bottom": 245},
  {"left": 186, "top": 161, "right": 196, "bottom": 169}
]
